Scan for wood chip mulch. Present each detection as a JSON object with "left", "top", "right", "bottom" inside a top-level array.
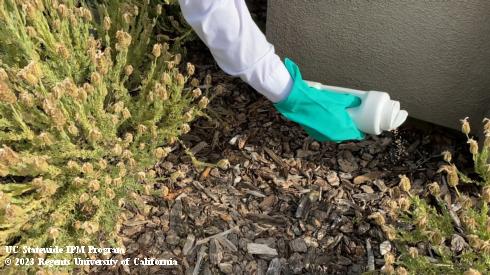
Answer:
[{"left": 92, "top": 65, "right": 471, "bottom": 274}]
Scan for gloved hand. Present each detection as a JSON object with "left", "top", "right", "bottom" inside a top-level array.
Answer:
[{"left": 274, "top": 59, "right": 365, "bottom": 142}]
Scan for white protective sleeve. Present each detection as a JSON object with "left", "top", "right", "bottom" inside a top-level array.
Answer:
[{"left": 178, "top": 0, "right": 293, "bottom": 103}]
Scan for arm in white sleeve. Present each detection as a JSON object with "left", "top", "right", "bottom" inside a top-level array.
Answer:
[{"left": 178, "top": 0, "right": 293, "bottom": 103}]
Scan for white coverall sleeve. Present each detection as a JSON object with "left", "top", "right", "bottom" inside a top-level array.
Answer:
[{"left": 178, "top": 0, "right": 293, "bottom": 103}]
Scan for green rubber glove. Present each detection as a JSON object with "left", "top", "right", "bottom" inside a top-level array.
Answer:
[{"left": 274, "top": 58, "right": 365, "bottom": 142}]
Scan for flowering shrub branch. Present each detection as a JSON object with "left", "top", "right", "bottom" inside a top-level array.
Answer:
[
  {"left": 0, "top": 0, "right": 208, "bottom": 271},
  {"left": 370, "top": 119, "right": 490, "bottom": 274}
]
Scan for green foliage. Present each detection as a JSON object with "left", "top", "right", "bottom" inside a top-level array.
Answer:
[
  {"left": 386, "top": 119, "right": 490, "bottom": 275},
  {"left": 0, "top": 0, "right": 207, "bottom": 272}
]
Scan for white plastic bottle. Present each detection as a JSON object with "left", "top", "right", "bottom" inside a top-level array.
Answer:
[{"left": 306, "top": 81, "right": 408, "bottom": 135}]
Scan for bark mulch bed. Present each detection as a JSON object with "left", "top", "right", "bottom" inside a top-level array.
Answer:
[
  {"left": 92, "top": 2, "right": 472, "bottom": 273},
  {"left": 92, "top": 66, "right": 471, "bottom": 274}
]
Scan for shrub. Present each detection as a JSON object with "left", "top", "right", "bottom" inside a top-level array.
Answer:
[
  {"left": 381, "top": 118, "right": 490, "bottom": 274},
  {"left": 0, "top": 0, "right": 206, "bottom": 271}
]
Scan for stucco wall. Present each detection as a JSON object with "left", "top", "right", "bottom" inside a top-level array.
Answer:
[{"left": 267, "top": 0, "right": 490, "bottom": 130}]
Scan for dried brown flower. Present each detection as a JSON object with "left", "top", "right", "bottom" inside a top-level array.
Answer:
[
  {"left": 384, "top": 252, "right": 395, "bottom": 265},
  {"left": 176, "top": 73, "right": 185, "bottom": 86},
  {"left": 368, "top": 212, "right": 386, "bottom": 225},
  {"left": 88, "top": 128, "right": 102, "bottom": 143},
  {"left": 115, "top": 30, "right": 132, "bottom": 51},
  {"left": 174, "top": 53, "right": 182, "bottom": 64},
  {"left": 381, "top": 224, "right": 397, "bottom": 241},
  {"left": 467, "top": 138, "right": 479, "bottom": 155},
  {"left": 0, "top": 145, "right": 20, "bottom": 166},
  {"left": 428, "top": 230, "right": 444, "bottom": 245},
  {"left": 442, "top": 150, "right": 452, "bottom": 163},
  {"left": 91, "top": 196, "right": 100, "bottom": 207},
  {"left": 90, "top": 71, "right": 101, "bottom": 85},
  {"left": 26, "top": 26, "right": 37, "bottom": 37},
  {"left": 416, "top": 214, "right": 428, "bottom": 229},
  {"left": 123, "top": 13, "right": 132, "bottom": 24},
  {"left": 186, "top": 62, "right": 195, "bottom": 76},
  {"left": 0, "top": 81, "right": 16, "bottom": 104},
  {"left": 122, "top": 108, "right": 131, "bottom": 120},
  {"left": 79, "top": 193, "right": 89, "bottom": 204},
  {"left": 18, "top": 61, "right": 42, "bottom": 85},
  {"left": 103, "top": 16, "right": 111, "bottom": 31},
  {"left": 67, "top": 124, "right": 79, "bottom": 136},
  {"left": 0, "top": 68, "right": 8, "bottom": 81},
  {"left": 48, "top": 227, "right": 60, "bottom": 240},
  {"left": 428, "top": 182, "right": 441, "bottom": 196},
  {"left": 103, "top": 189, "right": 114, "bottom": 201},
  {"left": 398, "top": 197, "right": 411, "bottom": 212},
  {"left": 190, "top": 78, "right": 200, "bottom": 87},
  {"left": 482, "top": 186, "right": 490, "bottom": 203},
  {"left": 463, "top": 268, "right": 482, "bottom": 275},
  {"left": 217, "top": 159, "right": 230, "bottom": 170},
  {"left": 152, "top": 43, "right": 162, "bottom": 58},
  {"left": 192, "top": 88, "right": 202, "bottom": 98},
  {"left": 56, "top": 43, "right": 70, "bottom": 59},
  {"left": 198, "top": 96, "right": 209, "bottom": 109},
  {"left": 82, "top": 221, "right": 99, "bottom": 235},
  {"left": 57, "top": 4, "right": 69, "bottom": 18},
  {"left": 181, "top": 123, "right": 190, "bottom": 134},
  {"left": 215, "top": 84, "right": 225, "bottom": 95},
  {"left": 460, "top": 117, "right": 471, "bottom": 135},
  {"left": 398, "top": 175, "right": 411, "bottom": 192},
  {"left": 438, "top": 164, "right": 459, "bottom": 187},
  {"left": 408, "top": 247, "right": 418, "bottom": 258},
  {"left": 88, "top": 180, "right": 100, "bottom": 192},
  {"left": 124, "top": 65, "right": 133, "bottom": 76},
  {"left": 137, "top": 124, "right": 147, "bottom": 134},
  {"left": 81, "top": 162, "right": 94, "bottom": 175},
  {"left": 467, "top": 234, "right": 482, "bottom": 250},
  {"left": 395, "top": 266, "right": 408, "bottom": 275},
  {"left": 155, "top": 83, "right": 168, "bottom": 100}
]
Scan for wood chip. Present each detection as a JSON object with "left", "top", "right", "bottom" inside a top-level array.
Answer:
[
  {"left": 219, "top": 262, "right": 234, "bottom": 274},
  {"left": 217, "top": 237, "right": 238, "bottom": 252},
  {"left": 247, "top": 243, "right": 278, "bottom": 256},
  {"left": 229, "top": 135, "right": 240, "bottom": 146},
  {"left": 266, "top": 258, "right": 282, "bottom": 275},
  {"left": 190, "top": 141, "right": 208, "bottom": 154},
  {"left": 353, "top": 171, "right": 384, "bottom": 185},
  {"left": 122, "top": 220, "right": 148, "bottom": 227},
  {"left": 183, "top": 234, "right": 196, "bottom": 256},
  {"left": 360, "top": 185, "right": 375, "bottom": 194},
  {"left": 352, "top": 193, "right": 382, "bottom": 201},
  {"left": 192, "top": 181, "right": 220, "bottom": 203},
  {"left": 192, "top": 245, "right": 207, "bottom": 275},
  {"left": 246, "top": 213, "right": 288, "bottom": 226},
  {"left": 326, "top": 171, "right": 340, "bottom": 186},
  {"left": 245, "top": 189, "right": 266, "bottom": 198},
  {"left": 373, "top": 179, "right": 388, "bottom": 192},
  {"left": 195, "top": 226, "right": 240, "bottom": 246},
  {"left": 259, "top": 195, "right": 277, "bottom": 210},
  {"left": 289, "top": 238, "right": 307, "bottom": 252},
  {"left": 366, "top": 239, "right": 375, "bottom": 271},
  {"left": 209, "top": 238, "right": 223, "bottom": 265},
  {"left": 264, "top": 147, "right": 289, "bottom": 178}
]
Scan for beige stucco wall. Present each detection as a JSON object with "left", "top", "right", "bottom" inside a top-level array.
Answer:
[{"left": 267, "top": 0, "right": 490, "bottom": 130}]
